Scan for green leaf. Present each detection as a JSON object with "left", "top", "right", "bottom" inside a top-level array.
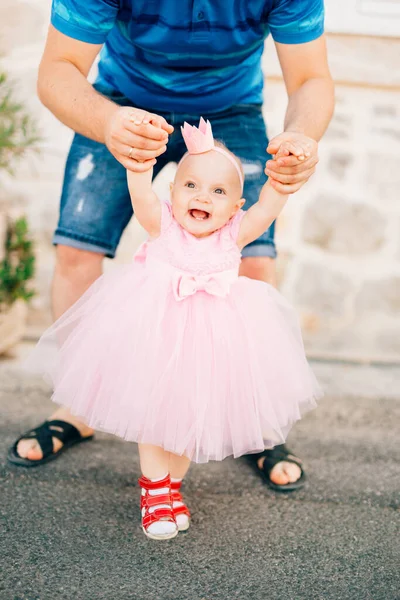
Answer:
[
  {"left": 0, "top": 216, "right": 36, "bottom": 308},
  {"left": 0, "top": 71, "right": 41, "bottom": 173}
]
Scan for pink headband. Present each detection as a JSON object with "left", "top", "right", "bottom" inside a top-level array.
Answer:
[{"left": 179, "top": 118, "right": 244, "bottom": 189}]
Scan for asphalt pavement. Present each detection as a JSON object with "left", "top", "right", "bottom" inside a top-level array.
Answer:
[{"left": 1, "top": 358, "right": 399, "bottom": 600}]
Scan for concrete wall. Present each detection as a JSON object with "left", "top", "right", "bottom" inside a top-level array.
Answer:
[{"left": 1, "top": 0, "right": 399, "bottom": 362}]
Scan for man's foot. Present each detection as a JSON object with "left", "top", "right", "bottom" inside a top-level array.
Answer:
[
  {"left": 13, "top": 407, "right": 94, "bottom": 462},
  {"left": 257, "top": 456, "right": 301, "bottom": 486},
  {"left": 248, "top": 444, "right": 306, "bottom": 492}
]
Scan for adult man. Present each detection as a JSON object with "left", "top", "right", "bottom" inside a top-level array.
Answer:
[{"left": 9, "top": 0, "right": 334, "bottom": 490}]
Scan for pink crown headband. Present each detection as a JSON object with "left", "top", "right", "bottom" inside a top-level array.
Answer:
[{"left": 180, "top": 118, "right": 244, "bottom": 189}]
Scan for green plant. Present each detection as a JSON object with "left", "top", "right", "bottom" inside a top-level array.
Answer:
[
  {"left": 0, "top": 71, "right": 40, "bottom": 172},
  {"left": 0, "top": 70, "right": 39, "bottom": 310},
  {"left": 0, "top": 216, "right": 35, "bottom": 309}
]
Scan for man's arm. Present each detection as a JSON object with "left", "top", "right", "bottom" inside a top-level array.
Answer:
[
  {"left": 277, "top": 35, "right": 334, "bottom": 141},
  {"left": 265, "top": 35, "right": 335, "bottom": 193},
  {"left": 38, "top": 26, "right": 115, "bottom": 142},
  {"left": 38, "top": 26, "right": 173, "bottom": 171}
]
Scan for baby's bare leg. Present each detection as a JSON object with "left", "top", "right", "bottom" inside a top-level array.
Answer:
[
  {"left": 168, "top": 452, "right": 191, "bottom": 479},
  {"left": 138, "top": 443, "right": 170, "bottom": 478}
]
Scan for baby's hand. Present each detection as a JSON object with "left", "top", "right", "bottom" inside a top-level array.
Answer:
[
  {"left": 104, "top": 106, "right": 172, "bottom": 173},
  {"left": 265, "top": 132, "right": 318, "bottom": 194},
  {"left": 128, "top": 110, "right": 171, "bottom": 167},
  {"left": 129, "top": 109, "right": 166, "bottom": 129},
  {"left": 270, "top": 136, "right": 312, "bottom": 162}
]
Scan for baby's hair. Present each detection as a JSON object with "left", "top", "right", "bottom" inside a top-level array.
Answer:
[{"left": 213, "top": 140, "right": 244, "bottom": 182}]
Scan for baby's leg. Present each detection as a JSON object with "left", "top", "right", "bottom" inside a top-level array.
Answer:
[
  {"left": 169, "top": 453, "right": 191, "bottom": 531},
  {"left": 169, "top": 452, "right": 191, "bottom": 479},
  {"left": 139, "top": 443, "right": 170, "bottom": 479},
  {"left": 138, "top": 444, "right": 177, "bottom": 539}
]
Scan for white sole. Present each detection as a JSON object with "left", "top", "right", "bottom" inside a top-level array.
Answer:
[
  {"left": 142, "top": 526, "right": 179, "bottom": 541},
  {"left": 178, "top": 521, "right": 190, "bottom": 532}
]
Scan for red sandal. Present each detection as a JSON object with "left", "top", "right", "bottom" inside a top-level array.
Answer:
[
  {"left": 138, "top": 474, "right": 178, "bottom": 540},
  {"left": 171, "top": 480, "right": 191, "bottom": 532}
]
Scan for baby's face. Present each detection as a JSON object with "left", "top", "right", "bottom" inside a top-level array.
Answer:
[{"left": 170, "top": 151, "right": 244, "bottom": 237}]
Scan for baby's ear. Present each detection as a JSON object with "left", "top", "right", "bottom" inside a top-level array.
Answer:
[{"left": 232, "top": 198, "right": 245, "bottom": 216}]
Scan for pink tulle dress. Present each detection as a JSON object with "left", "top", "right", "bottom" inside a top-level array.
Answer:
[{"left": 28, "top": 201, "right": 322, "bottom": 463}]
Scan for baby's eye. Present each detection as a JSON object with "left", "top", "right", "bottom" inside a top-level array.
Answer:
[
  {"left": 185, "top": 182, "right": 196, "bottom": 189},
  {"left": 214, "top": 188, "right": 226, "bottom": 195}
]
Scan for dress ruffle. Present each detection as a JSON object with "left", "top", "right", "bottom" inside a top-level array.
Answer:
[{"left": 26, "top": 258, "right": 321, "bottom": 463}]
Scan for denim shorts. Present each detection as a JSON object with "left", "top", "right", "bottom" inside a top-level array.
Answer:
[{"left": 53, "top": 84, "right": 276, "bottom": 259}]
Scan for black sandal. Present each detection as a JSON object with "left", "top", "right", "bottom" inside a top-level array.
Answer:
[
  {"left": 247, "top": 444, "right": 306, "bottom": 492},
  {"left": 7, "top": 419, "right": 94, "bottom": 468}
]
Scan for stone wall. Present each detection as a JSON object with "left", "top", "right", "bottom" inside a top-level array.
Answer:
[
  {"left": 1, "top": 0, "right": 399, "bottom": 362},
  {"left": 263, "top": 79, "right": 400, "bottom": 362}
]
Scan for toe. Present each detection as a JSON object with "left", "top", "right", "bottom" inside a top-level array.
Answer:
[
  {"left": 269, "top": 462, "right": 290, "bottom": 485},
  {"left": 16, "top": 438, "right": 38, "bottom": 459},
  {"left": 24, "top": 440, "right": 44, "bottom": 461},
  {"left": 17, "top": 436, "right": 64, "bottom": 461},
  {"left": 52, "top": 438, "right": 63, "bottom": 454},
  {"left": 285, "top": 462, "right": 302, "bottom": 483},
  {"left": 269, "top": 461, "right": 302, "bottom": 485}
]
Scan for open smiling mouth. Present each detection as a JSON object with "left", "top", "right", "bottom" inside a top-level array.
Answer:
[{"left": 189, "top": 209, "right": 211, "bottom": 221}]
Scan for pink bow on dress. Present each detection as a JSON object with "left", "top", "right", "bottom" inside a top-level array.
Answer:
[{"left": 172, "top": 270, "right": 237, "bottom": 301}]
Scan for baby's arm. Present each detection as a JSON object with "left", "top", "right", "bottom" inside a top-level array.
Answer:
[
  {"left": 126, "top": 112, "right": 164, "bottom": 237},
  {"left": 237, "top": 181, "right": 287, "bottom": 249},
  {"left": 237, "top": 135, "right": 313, "bottom": 246},
  {"left": 127, "top": 166, "right": 161, "bottom": 238}
]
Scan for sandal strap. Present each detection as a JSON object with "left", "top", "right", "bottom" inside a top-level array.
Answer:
[
  {"left": 139, "top": 474, "right": 176, "bottom": 530},
  {"left": 170, "top": 481, "right": 182, "bottom": 491},
  {"left": 142, "top": 507, "right": 175, "bottom": 529},
  {"left": 171, "top": 490, "right": 183, "bottom": 503},
  {"left": 260, "top": 444, "right": 304, "bottom": 477},
  {"left": 173, "top": 504, "right": 191, "bottom": 518},
  {"left": 138, "top": 474, "right": 170, "bottom": 490},
  {"left": 141, "top": 493, "right": 173, "bottom": 509},
  {"left": 45, "top": 420, "right": 82, "bottom": 443},
  {"left": 170, "top": 486, "right": 191, "bottom": 518},
  {"left": 170, "top": 481, "right": 190, "bottom": 517},
  {"left": 30, "top": 423, "right": 53, "bottom": 459},
  {"left": 14, "top": 420, "right": 82, "bottom": 460}
]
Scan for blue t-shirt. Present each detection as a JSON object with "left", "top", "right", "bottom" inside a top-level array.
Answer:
[{"left": 51, "top": 0, "right": 324, "bottom": 112}]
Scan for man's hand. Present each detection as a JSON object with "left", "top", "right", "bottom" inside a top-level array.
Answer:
[
  {"left": 104, "top": 107, "right": 174, "bottom": 172},
  {"left": 265, "top": 132, "right": 319, "bottom": 194}
]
